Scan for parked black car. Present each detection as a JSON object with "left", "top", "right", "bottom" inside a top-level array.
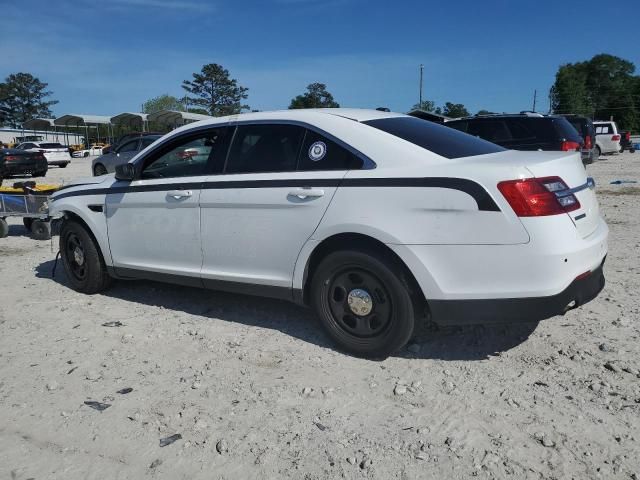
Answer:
[
  {"left": 618, "top": 130, "right": 635, "bottom": 153},
  {"left": 445, "top": 113, "right": 587, "bottom": 164},
  {"left": 561, "top": 114, "right": 597, "bottom": 164},
  {"left": 0, "top": 148, "right": 48, "bottom": 185}
]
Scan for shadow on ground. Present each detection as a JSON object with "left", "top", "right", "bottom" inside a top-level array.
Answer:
[{"left": 36, "top": 259, "right": 537, "bottom": 361}]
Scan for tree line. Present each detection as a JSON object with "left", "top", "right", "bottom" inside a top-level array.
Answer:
[{"left": 2, "top": 55, "right": 639, "bottom": 131}]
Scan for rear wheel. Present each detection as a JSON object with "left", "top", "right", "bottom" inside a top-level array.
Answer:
[
  {"left": 93, "top": 164, "right": 107, "bottom": 176},
  {"left": 59, "top": 163, "right": 68, "bottom": 168},
  {"left": 311, "top": 250, "right": 415, "bottom": 358},
  {"left": 23, "top": 217, "right": 34, "bottom": 231},
  {"left": 30, "top": 220, "right": 51, "bottom": 240},
  {"left": 595, "top": 146, "right": 601, "bottom": 161},
  {"left": 83, "top": 152, "right": 89, "bottom": 158},
  {"left": 0, "top": 218, "right": 8, "bottom": 238},
  {"left": 60, "top": 220, "right": 112, "bottom": 293}
]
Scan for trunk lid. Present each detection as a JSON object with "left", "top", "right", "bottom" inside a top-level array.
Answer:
[{"left": 523, "top": 151, "right": 599, "bottom": 238}]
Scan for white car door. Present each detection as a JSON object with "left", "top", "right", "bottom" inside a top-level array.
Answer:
[
  {"left": 199, "top": 123, "right": 365, "bottom": 296},
  {"left": 105, "top": 129, "right": 227, "bottom": 283}
]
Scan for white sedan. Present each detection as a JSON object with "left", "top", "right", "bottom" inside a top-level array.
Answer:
[
  {"left": 72, "top": 146, "right": 104, "bottom": 158},
  {"left": 16, "top": 141, "right": 71, "bottom": 168},
  {"left": 48, "top": 109, "right": 608, "bottom": 357}
]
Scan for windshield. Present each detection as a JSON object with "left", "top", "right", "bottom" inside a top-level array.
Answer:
[{"left": 363, "top": 117, "right": 505, "bottom": 159}]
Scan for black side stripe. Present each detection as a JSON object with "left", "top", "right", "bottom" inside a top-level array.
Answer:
[{"left": 51, "top": 177, "right": 500, "bottom": 211}]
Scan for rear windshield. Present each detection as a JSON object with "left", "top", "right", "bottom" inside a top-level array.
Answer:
[
  {"left": 448, "top": 117, "right": 582, "bottom": 143},
  {"left": 363, "top": 117, "right": 505, "bottom": 159},
  {"left": 40, "top": 143, "right": 64, "bottom": 148}
]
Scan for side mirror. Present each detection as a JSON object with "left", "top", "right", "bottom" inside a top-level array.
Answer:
[{"left": 115, "top": 163, "right": 135, "bottom": 181}]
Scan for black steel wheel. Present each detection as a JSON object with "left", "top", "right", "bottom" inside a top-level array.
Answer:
[
  {"left": 93, "top": 164, "right": 107, "bottom": 176},
  {"left": 311, "top": 250, "right": 415, "bottom": 358},
  {"left": 60, "top": 220, "right": 112, "bottom": 293}
]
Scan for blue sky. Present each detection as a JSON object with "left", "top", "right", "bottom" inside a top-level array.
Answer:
[{"left": 1, "top": 0, "right": 639, "bottom": 117}]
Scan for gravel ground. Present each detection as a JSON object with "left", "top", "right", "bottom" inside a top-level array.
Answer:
[{"left": 0, "top": 153, "right": 639, "bottom": 480}]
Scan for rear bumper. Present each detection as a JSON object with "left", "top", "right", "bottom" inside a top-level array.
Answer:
[
  {"left": 1, "top": 163, "right": 45, "bottom": 175},
  {"left": 428, "top": 259, "right": 605, "bottom": 326}
]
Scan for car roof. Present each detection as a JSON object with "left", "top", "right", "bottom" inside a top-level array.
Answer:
[{"left": 449, "top": 113, "right": 562, "bottom": 121}]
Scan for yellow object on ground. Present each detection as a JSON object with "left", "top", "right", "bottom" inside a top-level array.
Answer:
[{"left": 0, "top": 184, "right": 61, "bottom": 194}]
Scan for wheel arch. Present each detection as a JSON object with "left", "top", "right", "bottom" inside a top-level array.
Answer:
[
  {"left": 297, "top": 232, "right": 427, "bottom": 312},
  {"left": 57, "top": 208, "right": 112, "bottom": 266}
]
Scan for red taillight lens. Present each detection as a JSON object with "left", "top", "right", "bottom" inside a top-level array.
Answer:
[
  {"left": 497, "top": 176, "right": 581, "bottom": 217},
  {"left": 611, "top": 134, "right": 620, "bottom": 141},
  {"left": 4, "top": 155, "right": 18, "bottom": 162},
  {"left": 561, "top": 140, "right": 581, "bottom": 151},
  {"left": 584, "top": 136, "right": 592, "bottom": 149},
  {"left": 625, "top": 132, "right": 631, "bottom": 141}
]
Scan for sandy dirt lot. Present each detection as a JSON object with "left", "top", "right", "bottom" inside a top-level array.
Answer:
[{"left": 0, "top": 153, "right": 639, "bottom": 479}]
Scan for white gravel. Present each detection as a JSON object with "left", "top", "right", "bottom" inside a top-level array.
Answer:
[{"left": 0, "top": 153, "right": 639, "bottom": 479}]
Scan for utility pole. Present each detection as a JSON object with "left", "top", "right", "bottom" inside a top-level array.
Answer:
[
  {"left": 419, "top": 64, "right": 424, "bottom": 106},
  {"left": 532, "top": 89, "right": 537, "bottom": 112}
]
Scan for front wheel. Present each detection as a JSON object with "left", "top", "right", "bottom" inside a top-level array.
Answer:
[
  {"left": 60, "top": 220, "right": 112, "bottom": 293},
  {"left": 31, "top": 220, "right": 51, "bottom": 240},
  {"left": 311, "top": 250, "right": 415, "bottom": 358}
]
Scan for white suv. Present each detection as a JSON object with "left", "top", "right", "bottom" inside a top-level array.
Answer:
[
  {"left": 49, "top": 109, "right": 608, "bottom": 357},
  {"left": 593, "top": 121, "right": 621, "bottom": 156},
  {"left": 16, "top": 141, "right": 71, "bottom": 168}
]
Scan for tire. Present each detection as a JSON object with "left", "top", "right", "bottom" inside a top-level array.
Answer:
[
  {"left": 631, "top": 148, "right": 636, "bottom": 154},
  {"left": 93, "top": 164, "right": 107, "bottom": 176},
  {"left": 23, "top": 217, "right": 34, "bottom": 231},
  {"left": 595, "top": 146, "right": 601, "bottom": 161},
  {"left": 59, "top": 163, "right": 68, "bottom": 168},
  {"left": 60, "top": 220, "right": 112, "bottom": 293},
  {"left": 31, "top": 220, "right": 51, "bottom": 240},
  {"left": 310, "top": 250, "right": 415, "bottom": 358},
  {"left": 0, "top": 218, "right": 8, "bottom": 238},
  {"left": 84, "top": 152, "right": 89, "bottom": 158},
  {"left": 619, "top": 148, "right": 624, "bottom": 153}
]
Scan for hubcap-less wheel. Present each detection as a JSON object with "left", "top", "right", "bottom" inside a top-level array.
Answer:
[
  {"left": 311, "top": 250, "right": 416, "bottom": 358},
  {"left": 94, "top": 164, "right": 107, "bottom": 176},
  {"left": 328, "top": 269, "right": 392, "bottom": 337},
  {"left": 66, "top": 232, "right": 87, "bottom": 281}
]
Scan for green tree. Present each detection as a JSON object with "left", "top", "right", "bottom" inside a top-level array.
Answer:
[
  {"left": 410, "top": 100, "right": 437, "bottom": 112},
  {"left": 550, "top": 54, "right": 639, "bottom": 131},
  {"left": 442, "top": 102, "right": 470, "bottom": 118},
  {"left": 142, "top": 94, "right": 185, "bottom": 114},
  {"left": 182, "top": 64, "right": 249, "bottom": 116},
  {"left": 0, "top": 72, "right": 58, "bottom": 127},
  {"left": 289, "top": 83, "right": 339, "bottom": 109}
]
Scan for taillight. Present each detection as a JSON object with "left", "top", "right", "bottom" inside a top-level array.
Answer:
[
  {"left": 584, "top": 136, "right": 592, "bottom": 149},
  {"left": 561, "top": 140, "right": 581, "bottom": 151},
  {"left": 4, "top": 155, "right": 18, "bottom": 162},
  {"left": 611, "top": 134, "right": 620, "bottom": 141},
  {"left": 497, "top": 176, "right": 581, "bottom": 217},
  {"left": 625, "top": 132, "right": 631, "bottom": 141}
]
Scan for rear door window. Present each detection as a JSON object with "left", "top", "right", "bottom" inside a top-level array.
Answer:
[
  {"left": 298, "top": 130, "right": 363, "bottom": 171},
  {"left": 364, "top": 117, "right": 504, "bottom": 159},
  {"left": 225, "top": 124, "right": 305, "bottom": 173},
  {"left": 118, "top": 139, "right": 140, "bottom": 153}
]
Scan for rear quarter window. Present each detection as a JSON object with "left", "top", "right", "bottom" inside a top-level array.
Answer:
[{"left": 364, "top": 117, "right": 505, "bottom": 159}]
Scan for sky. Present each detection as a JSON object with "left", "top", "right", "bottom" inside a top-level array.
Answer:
[{"left": 1, "top": 0, "right": 639, "bottom": 118}]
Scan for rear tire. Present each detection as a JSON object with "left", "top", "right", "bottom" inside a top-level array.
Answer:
[
  {"left": 310, "top": 250, "right": 415, "bottom": 358},
  {"left": 0, "top": 218, "right": 8, "bottom": 238},
  {"left": 595, "top": 146, "right": 601, "bottom": 161},
  {"left": 60, "top": 220, "right": 112, "bottom": 293},
  {"left": 31, "top": 220, "right": 51, "bottom": 240},
  {"left": 23, "top": 217, "right": 34, "bottom": 231},
  {"left": 631, "top": 148, "right": 636, "bottom": 153},
  {"left": 93, "top": 164, "right": 107, "bottom": 176},
  {"left": 84, "top": 152, "right": 89, "bottom": 158},
  {"left": 59, "top": 163, "right": 68, "bottom": 168}
]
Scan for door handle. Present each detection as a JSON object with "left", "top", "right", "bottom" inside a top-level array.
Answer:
[
  {"left": 288, "top": 188, "right": 325, "bottom": 199},
  {"left": 167, "top": 190, "right": 193, "bottom": 199}
]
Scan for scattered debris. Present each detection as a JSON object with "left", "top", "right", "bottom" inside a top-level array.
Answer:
[
  {"left": 159, "top": 433, "right": 182, "bottom": 447},
  {"left": 149, "top": 459, "right": 162, "bottom": 469},
  {"left": 314, "top": 421, "right": 327, "bottom": 431},
  {"left": 84, "top": 401, "right": 111, "bottom": 411},
  {"left": 216, "top": 439, "right": 229, "bottom": 454},
  {"left": 605, "top": 362, "right": 622, "bottom": 373},
  {"left": 85, "top": 370, "right": 102, "bottom": 381},
  {"left": 102, "top": 321, "right": 124, "bottom": 327},
  {"left": 394, "top": 385, "right": 407, "bottom": 395},
  {"left": 67, "top": 366, "right": 77, "bottom": 375},
  {"left": 46, "top": 381, "right": 58, "bottom": 391},
  {"left": 116, "top": 387, "right": 133, "bottom": 394}
]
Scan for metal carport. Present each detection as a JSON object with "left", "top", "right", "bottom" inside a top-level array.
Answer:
[
  {"left": 147, "top": 110, "right": 212, "bottom": 129},
  {"left": 22, "top": 118, "right": 59, "bottom": 142},
  {"left": 111, "top": 112, "right": 149, "bottom": 132},
  {"left": 54, "top": 114, "right": 113, "bottom": 147}
]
